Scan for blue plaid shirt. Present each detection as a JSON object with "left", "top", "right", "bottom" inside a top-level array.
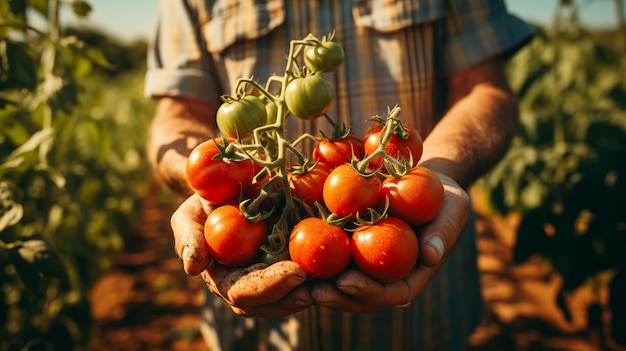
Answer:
[{"left": 145, "top": 1, "right": 534, "bottom": 350}]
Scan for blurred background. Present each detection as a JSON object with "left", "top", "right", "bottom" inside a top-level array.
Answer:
[{"left": 1, "top": 0, "right": 625, "bottom": 350}]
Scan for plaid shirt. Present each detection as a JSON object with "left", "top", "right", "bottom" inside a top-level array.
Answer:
[{"left": 145, "top": 1, "right": 534, "bottom": 350}]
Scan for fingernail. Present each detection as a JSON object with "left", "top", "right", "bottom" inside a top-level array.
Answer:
[
  {"left": 181, "top": 246, "right": 189, "bottom": 262},
  {"left": 426, "top": 236, "right": 445, "bottom": 262},
  {"left": 337, "top": 285, "right": 358, "bottom": 295}
]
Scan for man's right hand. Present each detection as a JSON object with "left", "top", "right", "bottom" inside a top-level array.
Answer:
[{"left": 171, "top": 194, "right": 314, "bottom": 317}]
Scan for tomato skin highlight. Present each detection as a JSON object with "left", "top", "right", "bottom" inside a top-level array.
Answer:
[
  {"left": 381, "top": 167, "right": 444, "bottom": 226},
  {"left": 186, "top": 139, "right": 255, "bottom": 205},
  {"left": 323, "top": 164, "right": 381, "bottom": 219},
  {"left": 204, "top": 204, "right": 268, "bottom": 267},
  {"left": 363, "top": 124, "right": 423, "bottom": 171},
  {"left": 289, "top": 217, "right": 351, "bottom": 279},
  {"left": 216, "top": 95, "right": 268, "bottom": 141},
  {"left": 351, "top": 217, "right": 419, "bottom": 283},
  {"left": 312, "top": 133, "right": 364, "bottom": 168},
  {"left": 284, "top": 75, "right": 333, "bottom": 120}
]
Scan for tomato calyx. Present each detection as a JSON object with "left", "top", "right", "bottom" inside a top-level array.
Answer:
[
  {"left": 357, "top": 105, "right": 416, "bottom": 177},
  {"left": 352, "top": 196, "right": 390, "bottom": 228},
  {"left": 209, "top": 136, "right": 251, "bottom": 163}
]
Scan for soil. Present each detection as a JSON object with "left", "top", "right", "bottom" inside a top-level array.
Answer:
[{"left": 88, "top": 187, "right": 622, "bottom": 351}]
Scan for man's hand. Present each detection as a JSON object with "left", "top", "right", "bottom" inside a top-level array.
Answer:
[
  {"left": 309, "top": 174, "right": 469, "bottom": 312},
  {"left": 171, "top": 194, "right": 314, "bottom": 317}
]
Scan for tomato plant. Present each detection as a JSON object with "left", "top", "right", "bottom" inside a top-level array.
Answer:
[
  {"left": 284, "top": 75, "right": 333, "bottom": 120},
  {"left": 363, "top": 124, "right": 423, "bottom": 171},
  {"left": 289, "top": 217, "right": 351, "bottom": 279},
  {"left": 304, "top": 40, "right": 345, "bottom": 73},
  {"left": 204, "top": 204, "right": 268, "bottom": 267},
  {"left": 186, "top": 138, "right": 255, "bottom": 205},
  {"left": 312, "top": 133, "right": 364, "bottom": 168},
  {"left": 323, "top": 164, "right": 381, "bottom": 219},
  {"left": 216, "top": 95, "right": 268, "bottom": 140},
  {"left": 381, "top": 167, "right": 444, "bottom": 226},
  {"left": 351, "top": 217, "right": 419, "bottom": 283},
  {"left": 288, "top": 162, "right": 333, "bottom": 209}
]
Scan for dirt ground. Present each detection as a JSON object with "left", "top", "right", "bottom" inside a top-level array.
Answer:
[{"left": 88, "top": 188, "right": 622, "bottom": 351}]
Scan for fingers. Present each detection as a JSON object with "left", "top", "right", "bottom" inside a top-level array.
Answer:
[
  {"left": 312, "top": 265, "right": 440, "bottom": 312},
  {"left": 418, "top": 173, "right": 469, "bottom": 267},
  {"left": 171, "top": 194, "right": 214, "bottom": 275},
  {"left": 227, "top": 284, "right": 313, "bottom": 317},
  {"left": 313, "top": 173, "right": 469, "bottom": 311},
  {"left": 201, "top": 260, "right": 312, "bottom": 317}
]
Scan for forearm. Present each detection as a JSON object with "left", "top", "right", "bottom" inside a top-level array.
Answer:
[
  {"left": 147, "top": 96, "right": 219, "bottom": 196},
  {"left": 419, "top": 59, "right": 519, "bottom": 189}
]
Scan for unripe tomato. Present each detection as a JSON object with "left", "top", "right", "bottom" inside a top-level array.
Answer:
[
  {"left": 304, "top": 41, "right": 345, "bottom": 73},
  {"left": 186, "top": 139, "right": 255, "bottom": 205},
  {"left": 284, "top": 75, "right": 333, "bottom": 120},
  {"left": 204, "top": 204, "right": 268, "bottom": 267},
  {"left": 289, "top": 217, "right": 351, "bottom": 279},
  {"left": 216, "top": 95, "right": 267, "bottom": 141},
  {"left": 351, "top": 217, "right": 419, "bottom": 283},
  {"left": 381, "top": 167, "right": 444, "bottom": 226}
]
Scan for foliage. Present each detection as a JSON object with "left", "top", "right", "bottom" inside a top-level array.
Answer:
[
  {"left": 481, "top": 3, "right": 626, "bottom": 344},
  {"left": 0, "top": 1, "right": 154, "bottom": 349}
]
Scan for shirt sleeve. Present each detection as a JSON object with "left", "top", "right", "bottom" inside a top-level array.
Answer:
[
  {"left": 144, "top": 0, "right": 221, "bottom": 106},
  {"left": 442, "top": 0, "right": 535, "bottom": 77}
]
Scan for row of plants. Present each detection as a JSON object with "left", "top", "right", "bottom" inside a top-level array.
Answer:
[
  {"left": 1, "top": 1, "right": 155, "bottom": 349},
  {"left": 481, "top": 1, "right": 626, "bottom": 346}
]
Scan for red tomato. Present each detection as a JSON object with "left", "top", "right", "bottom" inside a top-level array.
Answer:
[
  {"left": 204, "top": 204, "right": 268, "bottom": 267},
  {"left": 381, "top": 167, "right": 444, "bottom": 226},
  {"left": 289, "top": 217, "right": 351, "bottom": 279},
  {"left": 322, "top": 164, "right": 381, "bottom": 219},
  {"left": 186, "top": 139, "right": 255, "bottom": 205},
  {"left": 312, "top": 133, "right": 364, "bottom": 168},
  {"left": 363, "top": 124, "right": 423, "bottom": 171},
  {"left": 351, "top": 217, "right": 419, "bottom": 283},
  {"left": 288, "top": 162, "right": 333, "bottom": 208}
]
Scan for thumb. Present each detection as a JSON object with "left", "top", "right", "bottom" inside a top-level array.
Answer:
[{"left": 171, "top": 194, "right": 213, "bottom": 275}]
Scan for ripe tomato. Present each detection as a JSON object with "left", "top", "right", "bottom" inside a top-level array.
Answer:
[
  {"left": 186, "top": 139, "right": 255, "bottom": 205},
  {"left": 323, "top": 164, "right": 381, "bottom": 219},
  {"left": 363, "top": 124, "right": 423, "bottom": 171},
  {"left": 216, "top": 95, "right": 267, "bottom": 141},
  {"left": 381, "top": 167, "right": 445, "bottom": 226},
  {"left": 288, "top": 162, "right": 333, "bottom": 208},
  {"left": 289, "top": 217, "right": 351, "bottom": 279},
  {"left": 204, "top": 204, "right": 268, "bottom": 267},
  {"left": 351, "top": 217, "right": 419, "bottom": 283},
  {"left": 304, "top": 40, "right": 345, "bottom": 73},
  {"left": 312, "top": 133, "right": 364, "bottom": 168},
  {"left": 284, "top": 75, "right": 333, "bottom": 120}
]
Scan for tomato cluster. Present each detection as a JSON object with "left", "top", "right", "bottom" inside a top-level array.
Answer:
[{"left": 185, "top": 32, "right": 445, "bottom": 283}]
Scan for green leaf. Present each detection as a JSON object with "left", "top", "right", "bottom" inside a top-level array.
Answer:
[
  {"left": 8, "top": 0, "right": 26, "bottom": 18},
  {"left": 0, "top": 181, "right": 24, "bottom": 231},
  {"left": 4, "top": 234, "right": 68, "bottom": 292},
  {"left": 71, "top": 0, "right": 92, "bottom": 19},
  {"left": 0, "top": 39, "right": 38, "bottom": 90},
  {"left": 6, "top": 128, "right": 54, "bottom": 161},
  {"left": 27, "top": 0, "right": 48, "bottom": 18}
]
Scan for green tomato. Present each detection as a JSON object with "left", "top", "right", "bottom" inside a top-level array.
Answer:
[
  {"left": 284, "top": 75, "right": 333, "bottom": 121},
  {"left": 265, "top": 99, "right": 279, "bottom": 124},
  {"left": 216, "top": 95, "right": 267, "bottom": 141},
  {"left": 304, "top": 41, "right": 345, "bottom": 73}
]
